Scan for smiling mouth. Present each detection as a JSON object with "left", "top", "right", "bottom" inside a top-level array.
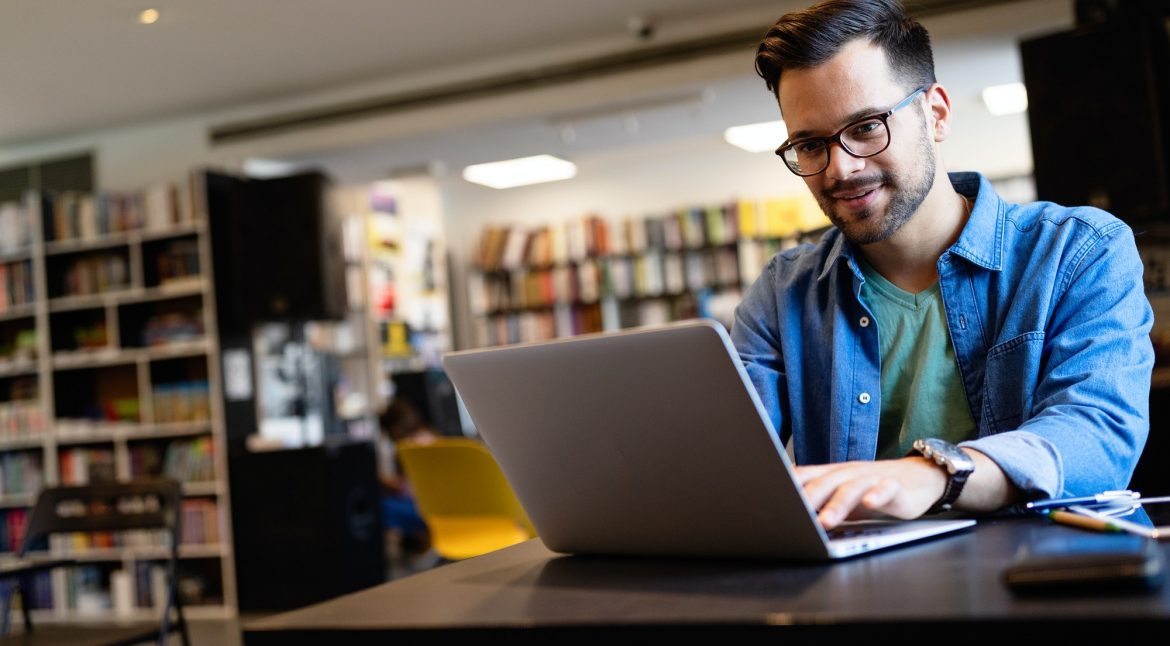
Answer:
[{"left": 833, "top": 186, "right": 879, "bottom": 201}]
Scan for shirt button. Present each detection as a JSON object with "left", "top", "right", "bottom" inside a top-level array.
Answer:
[
  {"left": 858, "top": 392, "right": 871, "bottom": 404},
  {"left": 859, "top": 316, "right": 870, "bottom": 327}
]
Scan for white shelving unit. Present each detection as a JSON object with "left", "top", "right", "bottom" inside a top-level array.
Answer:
[
  {"left": 334, "top": 178, "right": 452, "bottom": 411},
  {"left": 0, "top": 181, "right": 236, "bottom": 620}
]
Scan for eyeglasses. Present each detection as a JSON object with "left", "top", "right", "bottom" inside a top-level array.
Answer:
[{"left": 775, "top": 85, "right": 930, "bottom": 177}]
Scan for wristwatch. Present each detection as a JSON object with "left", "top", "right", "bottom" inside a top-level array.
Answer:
[{"left": 911, "top": 438, "right": 975, "bottom": 513}]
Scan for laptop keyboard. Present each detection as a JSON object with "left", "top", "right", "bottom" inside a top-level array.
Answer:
[{"left": 827, "top": 525, "right": 887, "bottom": 540}]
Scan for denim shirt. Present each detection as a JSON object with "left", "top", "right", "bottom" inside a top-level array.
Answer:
[{"left": 731, "top": 172, "right": 1154, "bottom": 499}]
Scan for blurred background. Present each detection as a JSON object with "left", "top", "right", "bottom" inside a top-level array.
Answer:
[{"left": 2, "top": 0, "right": 1170, "bottom": 641}]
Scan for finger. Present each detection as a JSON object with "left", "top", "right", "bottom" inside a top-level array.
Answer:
[
  {"left": 862, "top": 479, "right": 900, "bottom": 510},
  {"left": 818, "top": 476, "right": 881, "bottom": 529},
  {"left": 799, "top": 466, "right": 860, "bottom": 512},
  {"left": 792, "top": 463, "right": 838, "bottom": 484}
]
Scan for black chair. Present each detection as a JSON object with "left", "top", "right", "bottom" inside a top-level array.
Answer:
[{"left": 0, "top": 478, "right": 190, "bottom": 646}]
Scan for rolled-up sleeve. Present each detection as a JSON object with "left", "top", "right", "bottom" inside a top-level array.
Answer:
[{"left": 964, "top": 223, "right": 1153, "bottom": 498}]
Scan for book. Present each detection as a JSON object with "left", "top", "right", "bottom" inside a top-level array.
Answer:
[
  {"left": 500, "top": 227, "right": 531, "bottom": 271},
  {"left": 663, "top": 253, "right": 685, "bottom": 295},
  {"left": 549, "top": 221, "right": 569, "bottom": 265}
]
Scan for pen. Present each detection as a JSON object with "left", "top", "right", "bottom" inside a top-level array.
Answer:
[
  {"left": 1056, "top": 505, "right": 1161, "bottom": 539},
  {"left": 1025, "top": 489, "right": 1139, "bottom": 510},
  {"left": 1128, "top": 495, "right": 1170, "bottom": 506}
]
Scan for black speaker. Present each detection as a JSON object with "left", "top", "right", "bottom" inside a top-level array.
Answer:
[
  {"left": 205, "top": 170, "right": 347, "bottom": 330},
  {"left": 229, "top": 440, "right": 386, "bottom": 611},
  {"left": 241, "top": 171, "right": 347, "bottom": 321},
  {"left": 1021, "top": 13, "right": 1170, "bottom": 221}
]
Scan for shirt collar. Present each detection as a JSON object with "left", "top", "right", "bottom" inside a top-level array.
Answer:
[
  {"left": 816, "top": 230, "right": 852, "bottom": 282},
  {"left": 945, "top": 171, "right": 1005, "bottom": 271},
  {"left": 815, "top": 171, "right": 1005, "bottom": 282}
]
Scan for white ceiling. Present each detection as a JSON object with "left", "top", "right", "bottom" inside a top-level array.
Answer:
[
  {"left": 282, "top": 0, "right": 1074, "bottom": 184},
  {"left": 0, "top": 0, "right": 796, "bottom": 146},
  {"left": 0, "top": 0, "right": 1071, "bottom": 185}
]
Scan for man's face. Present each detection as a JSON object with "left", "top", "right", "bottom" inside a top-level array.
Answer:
[{"left": 777, "top": 39, "right": 936, "bottom": 246}]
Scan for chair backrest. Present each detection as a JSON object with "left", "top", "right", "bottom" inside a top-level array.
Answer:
[
  {"left": 5, "top": 478, "right": 188, "bottom": 645},
  {"left": 19, "top": 478, "right": 182, "bottom": 557},
  {"left": 396, "top": 438, "right": 535, "bottom": 537}
]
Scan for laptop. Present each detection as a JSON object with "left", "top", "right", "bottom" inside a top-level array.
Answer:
[{"left": 442, "top": 319, "right": 974, "bottom": 560}]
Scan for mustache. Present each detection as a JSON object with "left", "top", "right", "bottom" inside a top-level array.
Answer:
[{"left": 822, "top": 173, "right": 891, "bottom": 198}]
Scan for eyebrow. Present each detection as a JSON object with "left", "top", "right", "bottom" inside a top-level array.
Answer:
[{"left": 785, "top": 104, "right": 886, "bottom": 142}]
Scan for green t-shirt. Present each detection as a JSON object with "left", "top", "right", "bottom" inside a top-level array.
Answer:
[{"left": 857, "top": 258, "right": 976, "bottom": 459}]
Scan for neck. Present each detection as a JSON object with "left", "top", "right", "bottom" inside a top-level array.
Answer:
[{"left": 857, "top": 173, "right": 968, "bottom": 293}]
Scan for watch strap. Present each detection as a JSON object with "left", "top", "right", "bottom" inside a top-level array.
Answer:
[
  {"left": 911, "top": 438, "right": 974, "bottom": 514},
  {"left": 930, "top": 468, "right": 970, "bottom": 513}
]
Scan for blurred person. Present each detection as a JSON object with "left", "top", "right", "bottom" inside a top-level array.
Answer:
[
  {"left": 734, "top": 0, "right": 1153, "bottom": 530},
  {"left": 378, "top": 397, "right": 438, "bottom": 555}
]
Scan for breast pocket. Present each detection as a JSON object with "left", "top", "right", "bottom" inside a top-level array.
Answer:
[{"left": 982, "top": 331, "right": 1045, "bottom": 432}]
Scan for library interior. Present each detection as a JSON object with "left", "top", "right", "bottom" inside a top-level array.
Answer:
[{"left": 3, "top": 0, "right": 1170, "bottom": 643}]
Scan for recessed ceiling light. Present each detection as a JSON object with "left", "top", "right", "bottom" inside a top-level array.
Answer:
[
  {"left": 982, "top": 83, "right": 1028, "bottom": 116},
  {"left": 243, "top": 158, "right": 302, "bottom": 179},
  {"left": 723, "top": 121, "right": 788, "bottom": 153},
  {"left": 139, "top": 9, "right": 160, "bottom": 25},
  {"left": 462, "top": 155, "right": 577, "bottom": 189}
]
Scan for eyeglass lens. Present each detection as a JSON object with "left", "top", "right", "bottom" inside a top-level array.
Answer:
[
  {"left": 778, "top": 85, "right": 928, "bottom": 177},
  {"left": 781, "top": 119, "right": 890, "bottom": 176}
]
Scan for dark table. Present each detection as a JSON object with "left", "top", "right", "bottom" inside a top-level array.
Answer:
[{"left": 243, "top": 517, "right": 1170, "bottom": 644}]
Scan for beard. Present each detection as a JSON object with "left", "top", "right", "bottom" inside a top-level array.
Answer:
[{"left": 815, "top": 124, "right": 936, "bottom": 246}]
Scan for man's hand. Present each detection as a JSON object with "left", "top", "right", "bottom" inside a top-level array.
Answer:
[
  {"left": 793, "top": 457, "right": 948, "bottom": 529},
  {"left": 793, "top": 449, "right": 1020, "bottom": 530}
]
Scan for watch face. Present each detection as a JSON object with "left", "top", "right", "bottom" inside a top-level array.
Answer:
[{"left": 918, "top": 438, "right": 975, "bottom": 473}]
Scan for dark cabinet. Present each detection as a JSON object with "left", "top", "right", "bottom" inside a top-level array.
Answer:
[{"left": 230, "top": 440, "right": 386, "bottom": 611}]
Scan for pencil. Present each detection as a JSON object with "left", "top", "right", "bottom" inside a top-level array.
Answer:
[
  {"left": 1066, "top": 505, "right": 1161, "bottom": 539},
  {"left": 1047, "top": 510, "right": 1120, "bottom": 533},
  {"left": 1047, "top": 508, "right": 1161, "bottom": 539}
]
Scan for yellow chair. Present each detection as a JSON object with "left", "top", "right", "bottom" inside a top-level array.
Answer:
[{"left": 396, "top": 437, "right": 536, "bottom": 561}]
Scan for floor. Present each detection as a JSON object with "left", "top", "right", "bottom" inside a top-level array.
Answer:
[
  {"left": 178, "top": 535, "right": 445, "bottom": 645},
  {"left": 185, "top": 618, "right": 247, "bottom": 646},
  {"left": 7, "top": 534, "right": 445, "bottom": 645}
]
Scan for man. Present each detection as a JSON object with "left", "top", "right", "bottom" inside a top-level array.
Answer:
[{"left": 732, "top": 0, "right": 1154, "bottom": 530}]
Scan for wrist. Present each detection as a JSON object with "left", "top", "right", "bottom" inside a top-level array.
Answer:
[
  {"left": 911, "top": 455, "right": 949, "bottom": 499},
  {"left": 910, "top": 438, "right": 976, "bottom": 513}
]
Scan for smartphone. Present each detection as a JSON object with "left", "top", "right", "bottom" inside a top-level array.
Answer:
[{"left": 1002, "top": 532, "right": 1165, "bottom": 594}]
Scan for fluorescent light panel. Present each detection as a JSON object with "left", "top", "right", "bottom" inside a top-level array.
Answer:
[
  {"left": 982, "top": 83, "right": 1028, "bottom": 116},
  {"left": 462, "top": 154, "right": 577, "bottom": 189},
  {"left": 242, "top": 158, "right": 303, "bottom": 179},
  {"left": 723, "top": 121, "right": 788, "bottom": 153}
]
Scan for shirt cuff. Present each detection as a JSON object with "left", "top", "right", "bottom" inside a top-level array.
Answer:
[{"left": 959, "top": 431, "right": 1063, "bottom": 499}]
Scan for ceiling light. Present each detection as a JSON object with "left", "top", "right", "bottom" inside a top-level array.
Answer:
[
  {"left": 243, "top": 158, "right": 303, "bottom": 179},
  {"left": 723, "top": 121, "right": 788, "bottom": 153},
  {"left": 138, "top": 8, "right": 160, "bottom": 25},
  {"left": 982, "top": 83, "right": 1028, "bottom": 116},
  {"left": 462, "top": 155, "right": 577, "bottom": 189}
]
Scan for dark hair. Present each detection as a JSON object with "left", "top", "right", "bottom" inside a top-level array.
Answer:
[
  {"left": 755, "top": 0, "right": 936, "bottom": 97},
  {"left": 379, "top": 397, "right": 426, "bottom": 442}
]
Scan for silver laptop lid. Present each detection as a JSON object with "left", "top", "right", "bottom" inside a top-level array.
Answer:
[{"left": 443, "top": 319, "right": 834, "bottom": 559}]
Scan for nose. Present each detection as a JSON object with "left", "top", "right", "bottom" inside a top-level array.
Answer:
[{"left": 824, "top": 140, "right": 865, "bottom": 181}]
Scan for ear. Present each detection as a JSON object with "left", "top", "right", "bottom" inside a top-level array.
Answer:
[{"left": 925, "top": 84, "right": 953, "bottom": 142}]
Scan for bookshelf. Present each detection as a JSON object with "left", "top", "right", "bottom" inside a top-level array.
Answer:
[
  {"left": 0, "top": 179, "right": 236, "bottom": 621},
  {"left": 468, "top": 195, "right": 830, "bottom": 347},
  {"left": 336, "top": 179, "right": 452, "bottom": 399}
]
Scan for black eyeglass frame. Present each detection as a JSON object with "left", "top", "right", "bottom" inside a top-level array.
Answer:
[{"left": 775, "top": 85, "right": 931, "bottom": 177}]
